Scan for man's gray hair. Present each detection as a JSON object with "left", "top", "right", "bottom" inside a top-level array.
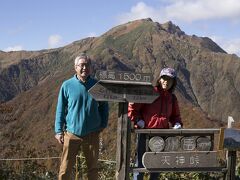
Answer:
[{"left": 74, "top": 53, "right": 91, "bottom": 65}]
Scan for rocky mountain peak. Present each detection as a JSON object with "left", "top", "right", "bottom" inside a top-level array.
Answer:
[{"left": 161, "top": 21, "right": 185, "bottom": 36}]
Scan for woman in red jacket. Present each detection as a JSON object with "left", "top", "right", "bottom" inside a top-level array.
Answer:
[{"left": 128, "top": 67, "right": 183, "bottom": 180}]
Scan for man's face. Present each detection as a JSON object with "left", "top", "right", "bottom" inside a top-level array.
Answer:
[{"left": 75, "top": 58, "right": 91, "bottom": 81}]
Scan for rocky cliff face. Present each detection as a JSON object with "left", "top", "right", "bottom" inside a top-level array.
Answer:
[{"left": 0, "top": 18, "right": 239, "bottom": 159}]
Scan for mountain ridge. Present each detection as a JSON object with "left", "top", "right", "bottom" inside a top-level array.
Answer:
[{"left": 0, "top": 18, "right": 239, "bottom": 161}]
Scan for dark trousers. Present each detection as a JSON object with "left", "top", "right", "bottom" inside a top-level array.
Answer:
[{"left": 134, "top": 134, "right": 159, "bottom": 180}]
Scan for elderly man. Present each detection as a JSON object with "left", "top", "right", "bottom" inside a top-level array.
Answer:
[{"left": 55, "top": 53, "right": 109, "bottom": 180}]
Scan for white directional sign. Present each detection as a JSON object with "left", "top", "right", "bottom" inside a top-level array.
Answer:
[
  {"left": 88, "top": 81, "right": 159, "bottom": 103},
  {"left": 88, "top": 71, "right": 159, "bottom": 103}
]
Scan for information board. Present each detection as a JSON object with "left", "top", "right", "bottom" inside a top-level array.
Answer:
[{"left": 142, "top": 151, "right": 219, "bottom": 169}]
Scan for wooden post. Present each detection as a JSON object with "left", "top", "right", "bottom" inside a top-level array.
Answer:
[
  {"left": 226, "top": 151, "right": 236, "bottom": 180},
  {"left": 226, "top": 116, "right": 236, "bottom": 180},
  {"left": 116, "top": 102, "right": 131, "bottom": 180}
]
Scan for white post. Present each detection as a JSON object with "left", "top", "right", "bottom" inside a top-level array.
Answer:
[{"left": 227, "top": 116, "right": 234, "bottom": 128}]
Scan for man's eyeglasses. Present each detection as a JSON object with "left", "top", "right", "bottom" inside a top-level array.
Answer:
[{"left": 75, "top": 63, "right": 90, "bottom": 68}]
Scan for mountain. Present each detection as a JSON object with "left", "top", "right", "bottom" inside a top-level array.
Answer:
[{"left": 0, "top": 18, "right": 240, "bottom": 162}]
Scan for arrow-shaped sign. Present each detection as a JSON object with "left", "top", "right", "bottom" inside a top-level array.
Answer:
[{"left": 89, "top": 81, "right": 159, "bottom": 103}]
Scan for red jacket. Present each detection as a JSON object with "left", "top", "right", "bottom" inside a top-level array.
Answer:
[{"left": 128, "top": 86, "right": 182, "bottom": 129}]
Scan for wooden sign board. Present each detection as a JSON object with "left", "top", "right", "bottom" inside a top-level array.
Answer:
[
  {"left": 164, "top": 136, "right": 181, "bottom": 152},
  {"left": 88, "top": 81, "right": 159, "bottom": 103},
  {"left": 181, "top": 137, "right": 196, "bottom": 151},
  {"left": 142, "top": 151, "right": 219, "bottom": 169},
  {"left": 196, "top": 137, "right": 212, "bottom": 151},
  {"left": 95, "top": 70, "right": 153, "bottom": 85},
  {"left": 223, "top": 128, "right": 240, "bottom": 150},
  {"left": 147, "top": 136, "right": 212, "bottom": 152},
  {"left": 149, "top": 136, "right": 165, "bottom": 152}
]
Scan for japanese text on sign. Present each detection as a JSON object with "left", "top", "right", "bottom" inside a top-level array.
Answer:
[
  {"left": 96, "top": 71, "right": 152, "bottom": 83},
  {"left": 160, "top": 154, "right": 200, "bottom": 167},
  {"left": 88, "top": 82, "right": 159, "bottom": 103},
  {"left": 142, "top": 152, "right": 219, "bottom": 169}
]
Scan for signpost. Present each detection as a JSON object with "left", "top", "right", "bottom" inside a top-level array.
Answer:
[
  {"left": 88, "top": 82, "right": 159, "bottom": 103},
  {"left": 218, "top": 126, "right": 239, "bottom": 180},
  {"left": 218, "top": 117, "right": 238, "bottom": 180},
  {"left": 89, "top": 71, "right": 236, "bottom": 180},
  {"left": 89, "top": 70, "right": 159, "bottom": 180},
  {"left": 89, "top": 70, "right": 159, "bottom": 103},
  {"left": 133, "top": 129, "right": 228, "bottom": 178}
]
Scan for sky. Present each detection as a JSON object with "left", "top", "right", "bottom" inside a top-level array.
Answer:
[{"left": 1, "top": 0, "right": 240, "bottom": 56}]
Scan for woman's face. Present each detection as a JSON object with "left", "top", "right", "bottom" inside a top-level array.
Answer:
[{"left": 159, "top": 75, "right": 174, "bottom": 90}]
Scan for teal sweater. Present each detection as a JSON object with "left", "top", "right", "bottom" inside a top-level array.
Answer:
[{"left": 55, "top": 75, "right": 109, "bottom": 136}]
